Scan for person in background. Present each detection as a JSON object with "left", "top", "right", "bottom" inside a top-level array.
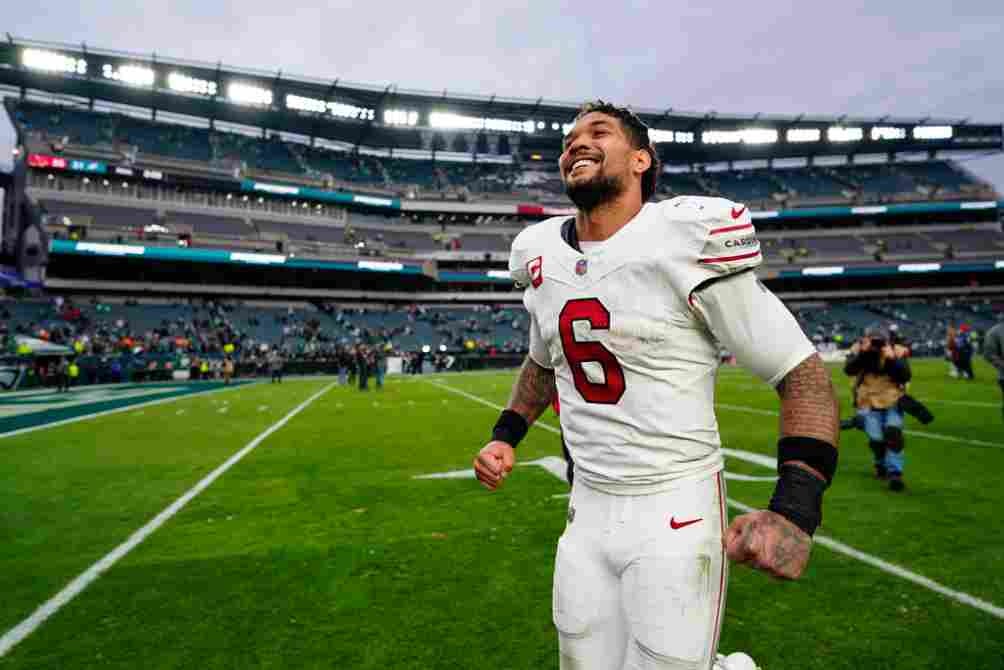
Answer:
[
  {"left": 67, "top": 358, "right": 79, "bottom": 390},
  {"left": 270, "top": 350, "right": 284, "bottom": 384},
  {"left": 945, "top": 325, "right": 959, "bottom": 378},
  {"left": 955, "top": 324, "right": 975, "bottom": 380},
  {"left": 357, "top": 345, "right": 372, "bottom": 391},
  {"left": 374, "top": 345, "right": 387, "bottom": 390},
  {"left": 223, "top": 355, "right": 235, "bottom": 385},
  {"left": 983, "top": 318, "right": 1004, "bottom": 423},
  {"left": 56, "top": 357, "right": 69, "bottom": 392},
  {"left": 844, "top": 331, "right": 911, "bottom": 491}
]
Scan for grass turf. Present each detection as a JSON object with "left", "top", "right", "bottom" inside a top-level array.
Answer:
[{"left": 0, "top": 360, "right": 1002, "bottom": 669}]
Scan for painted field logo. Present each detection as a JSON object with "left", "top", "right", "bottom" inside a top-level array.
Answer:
[{"left": 0, "top": 381, "right": 245, "bottom": 436}]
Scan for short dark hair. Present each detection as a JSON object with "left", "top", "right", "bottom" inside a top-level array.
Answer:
[{"left": 573, "top": 100, "right": 661, "bottom": 201}]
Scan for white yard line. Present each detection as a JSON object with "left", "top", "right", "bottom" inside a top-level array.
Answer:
[
  {"left": 0, "top": 381, "right": 335, "bottom": 657},
  {"left": 0, "top": 382, "right": 258, "bottom": 441},
  {"left": 716, "top": 403, "right": 1004, "bottom": 450},
  {"left": 923, "top": 398, "right": 1001, "bottom": 408},
  {"left": 429, "top": 380, "right": 1004, "bottom": 621}
]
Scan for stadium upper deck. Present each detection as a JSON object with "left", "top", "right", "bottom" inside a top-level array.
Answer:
[{"left": 1, "top": 36, "right": 1000, "bottom": 167}]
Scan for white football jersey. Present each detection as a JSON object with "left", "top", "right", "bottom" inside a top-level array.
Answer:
[{"left": 509, "top": 196, "right": 801, "bottom": 494}]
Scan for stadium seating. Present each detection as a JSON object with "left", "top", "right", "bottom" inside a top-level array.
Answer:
[{"left": 10, "top": 98, "right": 992, "bottom": 204}]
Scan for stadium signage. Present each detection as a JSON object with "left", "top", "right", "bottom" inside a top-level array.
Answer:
[
  {"left": 76, "top": 242, "right": 145, "bottom": 256},
  {"left": 251, "top": 182, "right": 300, "bottom": 196},
  {"left": 26, "top": 154, "right": 107, "bottom": 174},
  {"left": 898, "top": 263, "right": 941, "bottom": 273},
  {"left": 802, "top": 266, "right": 845, "bottom": 276},
  {"left": 230, "top": 252, "right": 287, "bottom": 265},
  {"left": 358, "top": 261, "right": 405, "bottom": 272},
  {"left": 240, "top": 180, "right": 401, "bottom": 209}
]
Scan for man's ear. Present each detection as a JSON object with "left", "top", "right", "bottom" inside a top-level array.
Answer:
[{"left": 634, "top": 148, "right": 652, "bottom": 176}]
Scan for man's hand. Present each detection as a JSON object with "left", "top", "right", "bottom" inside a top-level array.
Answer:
[
  {"left": 723, "top": 509, "right": 812, "bottom": 580},
  {"left": 473, "top": 441, "right": 515, "bottom": 491}
]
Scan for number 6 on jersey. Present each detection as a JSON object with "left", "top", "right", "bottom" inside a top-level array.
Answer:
[{"left": 558, "top": 298, "right": 626, "bottom": 404}]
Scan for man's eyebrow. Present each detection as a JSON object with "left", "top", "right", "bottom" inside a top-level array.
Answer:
[{"left": 562, "top": 118, "right": 615, "bottom": 145}]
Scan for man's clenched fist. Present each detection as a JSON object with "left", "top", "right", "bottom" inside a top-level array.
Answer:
[
  {"left": 473, "top": 441, "right": 515, "bottom": 490},
  {"left": 724, "top": 509, "right": 812, "bottom": 580}
]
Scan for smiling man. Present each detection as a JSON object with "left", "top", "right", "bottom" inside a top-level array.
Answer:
[{"left": 473, "top": 101, "right": 840, "bottom": 670}]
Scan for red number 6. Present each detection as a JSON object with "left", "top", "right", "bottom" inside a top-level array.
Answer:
[{"left": 558, "top": 298, "right": 626, "bottom": 404}]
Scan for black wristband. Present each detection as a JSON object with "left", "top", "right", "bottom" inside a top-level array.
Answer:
[
  {"left": 492, "top": 409, "right": 529, "bottom": 448},
  {"left": 777, "top": 436, "right": 838, "bottom": 485},
  {"left": 768, "top": 464, "right": 826, "bottom": 536}
]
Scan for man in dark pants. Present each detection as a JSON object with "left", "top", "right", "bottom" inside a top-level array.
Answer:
[{"left": 984, "top": 320, "right": 1004, "bottom": 422}]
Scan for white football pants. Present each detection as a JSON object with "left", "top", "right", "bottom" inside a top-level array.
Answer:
[{"left": 553, "top": 472, "right": 728, "bottom": 670}]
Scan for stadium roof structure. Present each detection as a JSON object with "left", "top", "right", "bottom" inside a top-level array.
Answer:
[{"left": 1, "top": 35, "right": 1001, "bottom": 165}]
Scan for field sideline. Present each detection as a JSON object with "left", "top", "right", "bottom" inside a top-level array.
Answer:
[{"left": 1, "top": 359, "right": 1002, "bottom": 669}]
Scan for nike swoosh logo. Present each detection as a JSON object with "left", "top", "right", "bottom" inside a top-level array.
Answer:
[
  {"left": 730, "top": 206, "right": 746, "bottom": 220},
  {"left": 669, "top": 516, "right": 703, "bottom": 530}
]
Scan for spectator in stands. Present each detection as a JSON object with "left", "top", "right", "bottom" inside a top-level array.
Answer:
[
  {"left": 844, "top": 331, "right": 912, "bottom": 491},
  {"left": 984, "top": 319, "right": 1004, "bottom": 423}
]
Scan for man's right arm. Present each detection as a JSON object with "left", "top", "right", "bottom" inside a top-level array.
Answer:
[
  {"left": 506, "top": 355, "right": 557, "bottom": 424},
  {"left": 473, "top": 355, "right": 556, "bottom": 490}
]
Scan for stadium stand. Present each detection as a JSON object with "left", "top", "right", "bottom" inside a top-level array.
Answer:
[{"left": 9, "top": 97, "right": 995, "bottom": 205}]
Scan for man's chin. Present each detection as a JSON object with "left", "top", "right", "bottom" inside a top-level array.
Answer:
[{"left": 565, "top": 176, "right": 622, "bottom": 212}]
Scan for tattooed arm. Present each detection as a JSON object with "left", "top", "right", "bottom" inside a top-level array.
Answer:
[
  {"left": 724, "top": 354, "right": 840, "bottom": 579},
  {"left": 689, "top": 273, "right": 841, "bottom": 579},
  {"left": 473, "top": 356, "right": 555, "bottom": 490},
  {"left": 506, "top": 355, "right": 557, "bottom": 423},
  {"left": 776, "top": 353, "right": 840, "bottom": 479}
]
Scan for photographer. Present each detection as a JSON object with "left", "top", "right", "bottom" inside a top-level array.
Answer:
[{"left": 844, "top": 332, "right": 912, "bottom": 491}]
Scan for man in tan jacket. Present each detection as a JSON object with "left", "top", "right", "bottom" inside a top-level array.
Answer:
[{"left": 844, "top": 332, "right": 912, "bottom": 491}]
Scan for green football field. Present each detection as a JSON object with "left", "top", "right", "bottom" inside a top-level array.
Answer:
[{"left": 1, "top": 360, "right": 1002, "bottom": 669}]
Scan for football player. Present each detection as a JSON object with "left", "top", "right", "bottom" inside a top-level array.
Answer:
[{"left": 473, "top": 101, "right": 840, "bottom": 670}]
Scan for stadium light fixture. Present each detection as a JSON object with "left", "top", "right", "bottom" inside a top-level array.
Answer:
[
  {"left": 913, "top": 125, "right": 953, "bottom": 140},
  {"left": 428, "top": 112, "right": 534, "bottom": 133},
  {"left": 384, "top": 109, "right": 419, "bottom": 126},
  {"left": 168, "top": 71, "right": 218, "bottom": 96},
  {"left": 701, "top": 128, "right": 778, "bottom": 145},
  {"left": 871, "top": 126, "right": 906, "bottom": 141},
  {"left": 22, "top": 48, "right": 87, "bottom": 75},
  {"left": 227, "top": 82, "right": 274, "bottom": 106},
  {"left": 102, "top": 63, "right": 155, "bottom": 88},
  {"left": 786, "top": 128, "right": 821, "bottom": 143},
  {"left": 650, "top": 129, "right": 695, "bottom": 144},
  {"left": 827, "top": 126, "right": 864, "bottom": 142}
]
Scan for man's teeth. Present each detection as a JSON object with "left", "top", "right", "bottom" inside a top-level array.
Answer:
[{"left": 572, "top": 159, "right": 595, "bottom": 171}]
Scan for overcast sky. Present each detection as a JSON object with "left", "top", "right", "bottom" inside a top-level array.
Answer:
[{"left": 2, "top": 0, "right": 1002, "bottom": 189}]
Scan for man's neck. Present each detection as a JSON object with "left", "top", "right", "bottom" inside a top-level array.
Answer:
[{"left": 575, "top": 192, "right": 644, "bottom": 242}]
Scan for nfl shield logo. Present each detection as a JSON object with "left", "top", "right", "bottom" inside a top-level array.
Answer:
[{"left": 575, "top": 258, "right": 588, "bottom": 276}]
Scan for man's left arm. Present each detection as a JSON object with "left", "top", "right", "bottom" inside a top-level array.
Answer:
[{"left": 690, "top": 271, "right": 839, "bottom": 580}]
